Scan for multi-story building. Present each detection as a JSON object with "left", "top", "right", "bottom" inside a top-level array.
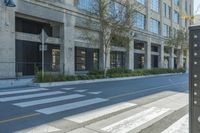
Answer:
[{"left": 0, "top": 0, "right": 193, "bottom": 78}]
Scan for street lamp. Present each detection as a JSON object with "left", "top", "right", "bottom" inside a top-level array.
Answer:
[{"left": 4, "top": 0, "right": 16, "bottom": 7}]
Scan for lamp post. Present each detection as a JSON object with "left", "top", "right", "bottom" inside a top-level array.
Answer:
[{"left": 4, "top": 0, "right": 16, "bottom": 7}]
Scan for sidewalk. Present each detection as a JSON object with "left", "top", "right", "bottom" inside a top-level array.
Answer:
[{"left": 0, "top": 78, "right": 33, "bottom": 89}]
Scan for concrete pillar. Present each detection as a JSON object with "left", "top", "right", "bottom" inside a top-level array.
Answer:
[
  {"left": 158, "top": 44, "right": 164, "bottom": 68},
  {"left": 145, "top": 39, "right": 151, "bottom": 69},
  {"left": 177, "top": 49, "right": 184, "bottom": 68},
  {"left": 126, "top": 39, "right": 134, "bottom": 70},
  {"left": 146, "top": 0, "right": 151, "bottom": 31},
  {"left": 63, "top": 13, "right": 75, "bottom": 75},
  {"left": 0, "top": 5, "right": 16, "bottom": 78},
  {"left": 169, "top": 47, "right": 175, "bottom": 69}
]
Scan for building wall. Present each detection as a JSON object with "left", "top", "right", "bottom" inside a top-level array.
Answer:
[{"left": 0, "top": 0, "right": 193, "bottom": 78}]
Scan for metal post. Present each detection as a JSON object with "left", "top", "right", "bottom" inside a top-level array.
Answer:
[{"left": 42, "top": 29, "right": 45, "bottom": 79}]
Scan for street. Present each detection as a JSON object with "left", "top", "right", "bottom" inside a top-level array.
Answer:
[{"left": 0, "top": 74, "right": 188, "bottom": 133}]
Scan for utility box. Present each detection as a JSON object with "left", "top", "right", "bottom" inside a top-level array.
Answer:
[{"left": 189, "top": 25, "right": 200, "bottom": 133}]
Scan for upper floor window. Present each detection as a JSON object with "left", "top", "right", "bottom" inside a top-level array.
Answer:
[
  {"left": 151, "top": 0, "right": 159, "bottom": 12},
  {"left": 173, "top": 10, "right": 179, "bottom": 23},
  {"left": 109, "top": 1, "right": 126, "bottom": 22},
  {"left": 137, "top": 0, "right": 145, "bottom": 5},
  {"left": 163, "top": 3, "right": 171, "bottom": 19},
  {"left": 173, "top": 0, "right": 179, "bottom": 6},
  {"left": 134, "top": 12, "right": 146, "bottom": 29},
  {"left": 77, "top": 0, "right": 99, "bottom": 13},
  {"left": 163, "top": 24, "right": 170, "bottom": 37},
  {"left": 150, "top": 18, "right": 160, "bottom": 34}
]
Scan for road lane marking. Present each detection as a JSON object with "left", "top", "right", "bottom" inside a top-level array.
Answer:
[
  {"left": 65, "top": 102, "right": 137, "bottom": 123},
  {"left": 0, "top": 113, "right": 40, "bottom": 123},
  {"left": 74, "top": 90, "right": 88, "bottom": 93},
  {"left": 62, "top": 88, "right": 75, "bottom": 91},
  {"left": 15, "top": 125, "right": 60, "bottom": 133},
  {"left": 13, "top": 94, "right": 85, "bottom": 107},
  {"left": 161, "top": 114, "right": 189, "bottom": 133},
  {"left": 36, "top": 98, "right": 108, "bottom": 115},
  {"left": 107, "top": 81, "right": 187, "bottom": 100},
  {"left": 0, "top": 88, "right": 48, "bottom": 96},
  {"left": 0, "top": 91, "right": 65, "bottom": 102},
  {"left": 88, "top": 91, "right": 102, "bottom": 95},
  {"left": 101, "top": 107, "right": 170, "bottom": 133}
]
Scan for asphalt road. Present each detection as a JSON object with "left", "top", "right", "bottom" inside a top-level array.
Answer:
[{"left": 0, "top": 74, "right": 188, "bottom": 133}]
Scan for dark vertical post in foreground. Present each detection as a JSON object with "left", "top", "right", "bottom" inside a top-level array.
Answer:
[{"left": 189, "top": 25, "right": 200, "bottom": 133}]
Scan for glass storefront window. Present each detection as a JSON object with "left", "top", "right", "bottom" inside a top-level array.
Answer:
[{"left": 110, "top": 51, "right": 126, "bottom": 68}]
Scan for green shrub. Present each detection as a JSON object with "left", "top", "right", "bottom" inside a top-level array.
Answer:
[{"left": 35, "top": 68, "right": 186, "bottom": 83}]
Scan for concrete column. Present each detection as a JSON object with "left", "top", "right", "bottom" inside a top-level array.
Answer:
[
  {"left": 177, "top": 49, "right": 184, "bottom": 68},
  {"left": 0, "top": 5, "right": 16, "bottom": 78},
  {"left": 145, "top": 39, "right": 151, "bottom": 69},
  {"left": 126, "top": 39, "right": 134, "bottom": 70},
  {"left": 146, "top": 0, "right": 151, "bottom": 31},
  {"left": 159, "top": 44, "right": 164, "bottom": 68},
  {"left": 63, "top": 13, "right": 75, "bottom": 75},
  {"left": 169, "top": 47, "right": 174, "bottom": 69}
]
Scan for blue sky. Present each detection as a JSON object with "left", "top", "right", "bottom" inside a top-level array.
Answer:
[{"left": 194, "top": 0, "right": 200, "bottom": 15}]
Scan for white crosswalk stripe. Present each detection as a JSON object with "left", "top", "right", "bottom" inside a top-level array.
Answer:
[
  {"left": 62, "top": 88, "right": 75, "bottom": 91},
  {"left": 36, "top": 98, "right": 108, "bottom": 115},
  {"left": 13, "top": 94, "right": 85, "bottom": 107},
  {"left": 65, "top": 102, "right": 137, "bottom": 123},
  {"left": 161, "top": 114, "right": 189, "bottom": 133},
  {"left": 0, "top": 88, "right": 48, "bottom": 96},
  {"left": 101, "top": 107, "right": 170, "bottom": 133},
  {"left": 0, "top": 91, "right": 65, "bottom": 102}
]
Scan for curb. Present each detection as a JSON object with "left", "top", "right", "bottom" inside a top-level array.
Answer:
[{"left": 34, "top": 73, "right": 186, "bottom": 88}]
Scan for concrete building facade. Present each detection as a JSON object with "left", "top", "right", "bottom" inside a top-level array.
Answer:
[{"left": 0, "top": 0, "right": 193, "bottom": 78}]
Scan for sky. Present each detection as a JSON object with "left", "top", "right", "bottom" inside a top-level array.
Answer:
[{"left": 194, "top": 0, "right": 200, "bottom": 15}]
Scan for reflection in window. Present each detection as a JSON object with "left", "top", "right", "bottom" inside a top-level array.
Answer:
[
  {"left": 75, "top": 47, "right": 99, "bottom": 71},
  {"left": 77, "top": 0, "right": 99, "bottom": 13},
  {"left": 151, "top": 0, "right": 159, "bottom": 12},
  {"left": 150, "top": 18, "right": 160, "bottom": 34},
  {"left": 110, "top": 51, "right": 125, "bottom": 68},
  {"left": 52, "top": 49, "right": 60, "bottom": 71},
  {"left": 134, "top": 12, "right": 146, "bottom": 29}
]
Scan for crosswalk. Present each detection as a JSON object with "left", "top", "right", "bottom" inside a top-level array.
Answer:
[{"left": 0, "top": 87, "right": 189, "bottom": 133}]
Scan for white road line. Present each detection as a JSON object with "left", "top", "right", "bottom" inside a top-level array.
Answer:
[
  {"left": 65, "top": 102, "right": 137, "bottom": 123},
  {"left": 62, "top": 88, "right": 75, "bottom": 91},
  {"left": 0, "top": 88, "right": 48, "bottom": 96},
  {"left": 13, "top": 94, "right": 85, "bottom": 107},
  {"left": 36, "top": 98, "right": 108, "bottom": 115},
  {"left": 15, "top": 125, "right": 61, "bottom": 133},
  {"left": 74, "top": 90, "right": 88, "bottom": 93},
  {"left": 101, "top": 107, "right": 170, "bottom": 133},
  {"left": 0, "top": 91, "right": 65, "bottom": 102},
  {"left": 88, "top": 91, "right": 102, "bottom": 95},
  {"left": 162, "top": 114, "right": 189, "bottom": 133}
]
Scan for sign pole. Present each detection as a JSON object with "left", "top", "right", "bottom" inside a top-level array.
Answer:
[{"left": 42, "top": 29, "right": 45, "bottom": 79}]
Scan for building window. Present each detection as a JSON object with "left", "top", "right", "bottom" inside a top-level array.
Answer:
[
  {"left": 134, "top": 12, "right": 146, "bottom": 29},
  {"left": 151, "top": 0, "right": 159, "bottom": 12},
  {"left": 75, "top": 47, "right": 99, "bottom": 71},
  {"left": 77, "top": 0, "right": 98, "bottom": 13},
  {"left": 173, "top": 0, "right": 179, "bottom": 6},
  {"left": 163, "top": 3, "right": 171, "bottom": 19},
  {"left": 134, "top": 53, "right": 145, "bottom": 69},
  {"left": 151, "top": 46, "right": 158, "bottom": 52},
  {"left": 163, "top": 24, "right": 170, "bottom": 37},
  {"left": 137, "top": 0, "right": 145, "bottom": 5},
  {"left": 173, "top": 10, "right": 179, "bottom": 23},
  {"left": 109, "top": 1, "right": 126, "bottom": 22},
  {"left": 110, "top": 51, "right": 125, "bottom": 68},
  {"left": 150, "top": 18, "right": 160, "bottom": 34}
]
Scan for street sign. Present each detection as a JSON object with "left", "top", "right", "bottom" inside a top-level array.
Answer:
[{"left": 189, "top": 25, "right": 200, "bottom": 133}]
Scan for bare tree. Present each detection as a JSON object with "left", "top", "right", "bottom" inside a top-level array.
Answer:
[
  {"left": 165, "top": 28, "right": 188, "bottom": 68},
  {"left": 79, "top": 0, "right": 143, "bottom": 77}
]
